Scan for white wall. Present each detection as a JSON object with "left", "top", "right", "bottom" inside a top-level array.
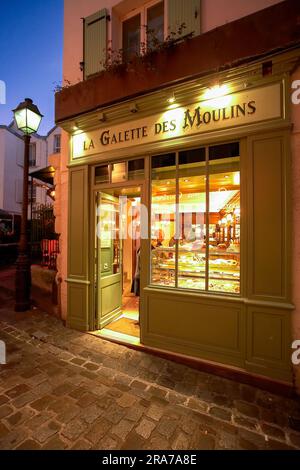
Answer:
[
  {"left": 0, "top": 126, "right": 60, "bottom": 216},
  {"left": 1, "top": 128, "right": 24, "bottom": 215},
  {"left": 47, "top": 127, "right": 61, "bottom": 157},
  {"left": 30, "top": 135, "right": 47, "bottom": 169},
  {"left": 201, "top": 0, "right": 284, "bottom": 33}
]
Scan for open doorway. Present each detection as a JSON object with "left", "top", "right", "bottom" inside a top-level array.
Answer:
[{"left": 95, "top": 186, "right": 141, "bottom": 344}]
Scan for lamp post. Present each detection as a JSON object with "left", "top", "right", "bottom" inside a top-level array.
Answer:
[{"left": 13, "top": 98, "right": 43, "bottom": 312}]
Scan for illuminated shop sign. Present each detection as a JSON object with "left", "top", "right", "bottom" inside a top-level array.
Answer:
[{"left": 72, "top": 82, "right": 282, "bottom": 159}]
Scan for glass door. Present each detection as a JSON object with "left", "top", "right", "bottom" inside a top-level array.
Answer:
[{"left": 96, "top": 192, "right": 122, "bottom": 329}]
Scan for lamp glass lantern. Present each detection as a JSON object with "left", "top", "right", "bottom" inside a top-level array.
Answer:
[{"left": 13, "top": 98, "right": 43, "bottom": 135}]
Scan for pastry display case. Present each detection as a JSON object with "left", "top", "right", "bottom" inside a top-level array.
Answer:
[{"left": 151, "top": 242, "right": 240, "bottom": 294}]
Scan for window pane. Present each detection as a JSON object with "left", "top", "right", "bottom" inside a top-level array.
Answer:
[
  {"left": 178, "top": 148, "right": 206, "bottom": 290},
  {"left": 128, "top": 158, "right": 144, "bottom": 180},
  {"left": 151, "top": 153, "right": 176, "bottom": 287},
  {"left": 147, "top": 1, "right": 164, "bottom": 49},
  {"left": 54, "top": 135, "right": 61, "bottom": 153},
  {"left": 95, "top": 165, "right": 109, "bottom": 184},
  {"left": 98, "top": 196, "right": 121, "bottom": 277},
  {"left": 123, "top": 14, "right": 141, "bottom": 62},
  {"left": 208, "top": 149, "right": 240, "bottom": 294},
  {"left": 209, "top": 142, "right": 239, "bottom": 161},
  {"left": 111, "top": 162, "right": 127, "bottom": 183}
]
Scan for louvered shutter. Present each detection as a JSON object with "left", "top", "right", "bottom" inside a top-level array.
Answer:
[
  {"left": 167, "top": 0, "right": 201, "bottom": 38},
  {"left": 84, "top": 9, "right": 108, "bottom": 79}
]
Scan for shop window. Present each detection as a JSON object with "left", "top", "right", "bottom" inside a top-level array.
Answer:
[
  {"left": 208, "top": 145, "right": 240, "bottom": 294},
  {"left": 112, "top": 162, "right": 127, "bottom": 183},
  {"left": 95, "top": 158, "right": 145, "bottom": 185},
  {"left": 178, "top": 148, "right": 206, "bottom": 290},
  {"left": 150, "top": 143, "right": 240, "bottom": 295},
  {"left": 151, "top": 153, "right": 176, "bottom": 287},
  {"left": 128, "top": 158, "right": 144, "bottom": 180},
  {"left": 95, "top": 165, "right": 110, "bottom": 184}
]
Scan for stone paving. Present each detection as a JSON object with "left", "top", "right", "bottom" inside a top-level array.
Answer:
[{"left": 0, "top": 296, "right": 300, "bottom": 450}]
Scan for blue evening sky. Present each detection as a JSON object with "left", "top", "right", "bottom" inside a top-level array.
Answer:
[{"left": 0, "top": 0, "right": 63, "bottom": 135}]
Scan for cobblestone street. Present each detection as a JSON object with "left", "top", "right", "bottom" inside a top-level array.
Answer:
[{"left": 0, "top": 289, "right": 300, "bottom": 450}]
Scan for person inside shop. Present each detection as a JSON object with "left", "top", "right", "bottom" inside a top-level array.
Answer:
[{"left": 131, "top": 247, "right": 141, "bottom": 297}]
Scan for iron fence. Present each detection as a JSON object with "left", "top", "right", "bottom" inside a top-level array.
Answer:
[
  {"left": 30, "top": 204, "right": 59, "bottom": 270},
  {"left": 0, "top": 204, "right": 59, "bottom": 270}
]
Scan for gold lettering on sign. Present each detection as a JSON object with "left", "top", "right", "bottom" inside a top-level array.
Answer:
[
  {"left": 183, "top": 101, "right": 256, "bottom": 130},
  {"left": 72, "top": 83, "right": 282, "bottom": 159}
]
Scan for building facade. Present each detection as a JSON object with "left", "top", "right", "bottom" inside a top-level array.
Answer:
[
  {"left": 55, "top": 0, "right": 300, "bottom": 393},
  {"left": 0, "top": 123, "right": 61, "bottom": 219}
]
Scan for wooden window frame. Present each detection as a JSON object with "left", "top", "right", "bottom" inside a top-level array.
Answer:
[{"left": 121, "top": 0, "right": 166, "bottom": 56}]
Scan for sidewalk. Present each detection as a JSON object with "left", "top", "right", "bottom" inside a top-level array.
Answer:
[
  {"left": 0, "top": 294, "right": 300, "bottom": 450},
  {"left": 0, "top": 267, "right": 15, "bottom": 296}
]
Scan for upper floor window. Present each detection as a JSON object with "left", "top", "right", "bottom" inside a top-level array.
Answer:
[
  {"left": 29, "top": 143, "right": 36, "bottom": 167},
  {"left": 122, "top": 1, "right": 164, "bottom": 62},
  {"left": 122, "top": 14, "right": 141, "bottom": 63},
  {"left": 53, "top": 134, "right": 61, "bottom": 154},
  {"left": 147, "top": 1, "right": 164, "bottom": 47},
  {"left": 83, "top": 1, "right": 200, "bottom": 79}
]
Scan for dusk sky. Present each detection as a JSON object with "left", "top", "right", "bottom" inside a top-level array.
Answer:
[{"left": 0, "top": 0, "right": 63, "bottom": 135}]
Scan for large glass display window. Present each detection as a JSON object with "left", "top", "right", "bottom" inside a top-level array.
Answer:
[{"left": 150, "top": 143, "right": 240, "bottom": 295}]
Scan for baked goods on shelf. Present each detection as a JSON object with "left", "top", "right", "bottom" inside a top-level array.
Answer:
[{"left": 151, "top": 243, "right": 240, "bottom": 294}]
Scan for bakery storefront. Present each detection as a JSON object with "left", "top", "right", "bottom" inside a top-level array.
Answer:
[{"left": 65, "top": 56, "right": 294, "bottom": 386}]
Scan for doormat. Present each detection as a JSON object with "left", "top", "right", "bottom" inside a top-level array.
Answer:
[{"left": 106, "top": 317, "right": 140, "bottom": 338}]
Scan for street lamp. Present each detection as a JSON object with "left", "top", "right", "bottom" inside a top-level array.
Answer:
[{"left": 13, "top": 98, "right": 43, "bottom": 312}]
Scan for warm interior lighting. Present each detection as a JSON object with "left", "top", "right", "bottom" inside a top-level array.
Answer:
[{"left": 233, "top": 172, "right": 240, "bottom": 185}]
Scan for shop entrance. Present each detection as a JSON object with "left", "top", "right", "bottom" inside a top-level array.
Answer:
[{"left": 95, "top": 186, "right": 141, "bottom": 344}]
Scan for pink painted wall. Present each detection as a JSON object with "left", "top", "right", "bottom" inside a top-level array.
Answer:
[
  {"left": 59, "top": 0, "right": 288, "bottom": 325},
  {"left": 291, "top": 66, "right": 300, "bottom": 392},
  {"left": 63, "top": 0, "right": 285, "bottom": 85},
  {"left": 51, "top": 130, "right": 69, "bottom": 321},
  {"left": 201, "top": 0, "right": 284, "bottom": 33}
]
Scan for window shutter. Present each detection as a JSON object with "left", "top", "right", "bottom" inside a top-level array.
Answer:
[
  {"left": 167, "top": 0, "right": 201, "bottom": 38},
  {"left": 84, "top": 9, "right": 108, "bottom": 79}
]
